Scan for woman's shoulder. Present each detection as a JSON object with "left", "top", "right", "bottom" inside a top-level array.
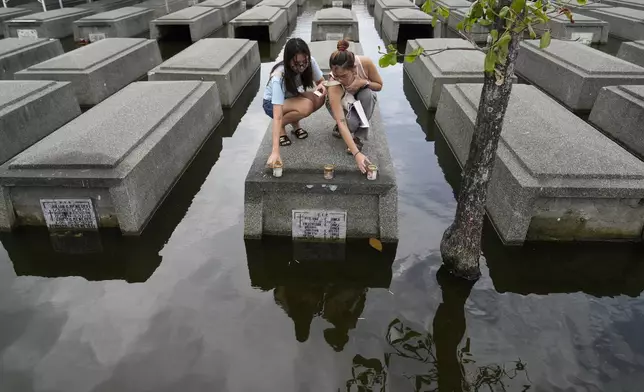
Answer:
[
  {"left": 357, "top": 55, "right": 374, "bottom": 66},
  {"left": 270, "top": 64, "right": 285, "bottom": 78}
]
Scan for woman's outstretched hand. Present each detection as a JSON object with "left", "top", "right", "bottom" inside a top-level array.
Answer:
[
  {"left": 267, "top": 151, "right": 282, "bottom": 168},
  {"left": 354, "top": 152, "right": 371, "bottom": 174},
  {"left": 315, "top": 82, "right": 327, "bottom": 96}
]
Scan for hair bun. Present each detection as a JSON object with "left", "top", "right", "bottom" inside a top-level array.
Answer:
[{"left": 337, "top": 39, "right": 350, "bottom": 52}]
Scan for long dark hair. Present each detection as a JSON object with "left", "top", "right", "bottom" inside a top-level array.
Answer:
[
  {"left": 329, "top": 39, "right": 355, "bottom": 71},
  {"left": 269, "top": 38, "right": 314, "bottom": 97}
]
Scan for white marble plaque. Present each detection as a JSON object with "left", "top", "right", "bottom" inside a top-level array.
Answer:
[
  {"left": 89, "top": 32, "right": 106, "bottom": 42},
  {"left": 571, "top": 32, "right": 593, "bottom": 46},
  {"left": 292, "top": 210, "right": 347, "bottom": 241},
  {"left": 41, "top": 199, "right": 98, "bottom": 230},
  {"left": 332, "top": 0, "right": 343, "bottom": 6},
  {"left": 326, "top": 32, "right": 345, "bottom": 40},
  {"left": 17, "top": 29, "right": 38, "bottom": 39}
]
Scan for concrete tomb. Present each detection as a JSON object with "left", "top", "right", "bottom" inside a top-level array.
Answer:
[
  {"left": 617, "top": 40, "right": 644, "bottom": 68},
  {"left": 0, "top": 81, "right": 81, "bottom": 166},
  {"left": 137, "top": 0, "right": 195, "bottom": 18},
  {"left": 516, "top": 39, "right": 644, "bottom": 111},
  {"left": 435, "top": 83, "right": 644, "bottom": 244},
  {"left": 4, "top": 8, "right": 95, "bottom": 39},
  {"left": 0, "top": 38, "right": 63, "bottom": 80},
  {"left": 0, "top": 8, "right": 31, "bottom": 37},
  {"left": 542, "top": 14, "right": 609, "bottom": 45},
  {"left": 447, "top": 8, "right": 488, "bottom": 43},
  {"left": 199, "top": 0, "right": 244, "bottom": 23},
  {"left": 15, "top": 38, "right": 162, "bottom": 106},
  {"left": 73, "top": 7, "right": 155, "bottom": 43},
  {"left": 308, "top": 40, "right": 363, "bottom": 74},
  {"left": 0, "top": 81, "right": 223, "bottom": 235},
  {"left": 257, "top": 0, "right": 298, "bottom": 25},
  {"left": 323, "top": 0, "right": 352, "bottom": 8},
  {"left": 229, "top": 6, "right": 288, "bottom": 42},
  {"left": 246, "top": 0, "right": 262, "bottom": 6},
  {"left": 374, "top": 0, "right": 417, "bottom": 24},
  {"left": 79, "top": 0, "right": 145, "bottom": 13},
  {"left": 311, "top": 8, "right": 359, "bottom": 42},
  {"left": 244, "top": 106, "right": 398, "bottom": 242},
  {"left": 585, "top": 7, "right": 644, "bottom": 41},
  {"left": 150, "top": 6, "right": 224, "bottom": 42},
  {"left": 382, "top": 8, "right": 433, "bottom": 43},
  {"left": 589, "top": 86, "right": 644, "bottom": 159},
  {"left": 599, "top": 0, "right": 644, "bottom": 11},
  {"left": 148, "top": 38, "right": 260, "bottom": 107}
]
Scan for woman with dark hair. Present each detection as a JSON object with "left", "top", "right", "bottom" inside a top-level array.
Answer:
[
  {"left": 326, "top": 39, "right": 383, "bottom": 173},
  {"left": 263, "top": 38, "right": 327, "bottom": 168}
]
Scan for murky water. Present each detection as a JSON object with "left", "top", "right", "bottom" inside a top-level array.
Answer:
[{"left": 2, "top": 1, "right": 644, "bottom": 391}]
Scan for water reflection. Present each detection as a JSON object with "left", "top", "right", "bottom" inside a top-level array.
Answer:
[
  {"left": 220, "top": 71, "right": 261, "bottom": 136},
  {"left": 403, "top": 72, "right": 439, "bottom": 141}
]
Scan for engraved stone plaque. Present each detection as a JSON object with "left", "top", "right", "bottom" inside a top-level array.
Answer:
[
  {"left": 89, "top": 32, "right": 107, "bottom": 42},
  {"left": 326, "top": 32, "right": 344, "bottom": 40},
  {"left": 292, "top": 209, "right": 347, "bottom": 241},
  {"left": 17, "top": 29, "right": 38, "bottom": 39},
  {"left": 571, "top": 32, "right": 593, "bottom": 45},
  {"left": 332, "top": 0, "right": 343, "bottom": 6},
  {"left": 40, "top": 199, "right": 98, "bottom": 231}
]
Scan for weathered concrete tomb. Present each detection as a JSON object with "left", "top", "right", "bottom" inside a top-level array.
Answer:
[
  {"left": 148, "top": 38, "right": 260, "bottom": 107},
  {"left": 229, "top": 6, "right": 288, "bottom": 42},
  {"left": 404, "top": 38, "right": 513, "bottom": 109},
  {"left": 435, "top": 83, "right": 644, "bottom": 244},
  {"left": 199, "top": 0, "right": 244, "bottom": 23},
  {"left": 0, "top": 81, "right": 80, "bottom": 165},
  {"left": 585, "top": 7, "right": 644, "bottom": 41},
  {"left": 246, "top": 0, "right": 262, "bottom": 6},
  {"left": 73, "top": 7, "right": 155, "bottom": 43},
  {"left": 4, "top": 8, "right": 95, "bottom": 39},
  {"left": 589, "top": 86, "right": 644, "bottom": 159},
  {"left": 0, "top": 81, "right": 223, "bottom": 235},
  {"left": 323, "top": 0, "right": 352, "bottom": 8},
  {"left": 543, "top": 14, "right": 609, "bottom": 45},
  {"left": 15, "top": 38, "right": 162, "bottom": 107},
  {"left": 308, "top": 40, "right": 363, "bottom": 74},
  {"left": 516, "top": 39, "right": 644, "bottom": 111},
  {"left": 434, "top": 0, "right": 470, "bottom": 28},
  {"left": 150, "top": 6, "right": 224, "bottom": 42},
  {"left": 311, "top": 8, "right": 359, "bottom": 42},
  {"left": 374, "top": 0, "right": 417, "bottom": 24},
  {"left": 617, "top": 41, "right": 644, "bottom": 68},
  {"left": 257, "top": 0, "right": 298, "bottom": 25},
  {"left": 599, "top": 0, "right": 644, "bottom": 11},
  {"left": 447, "top": 8, "right": 488, "bottom": 43},
  {"left": 0, "top": 8, "right": 31, "bottom": 37},
  {"left": 137, "top": 0, "right": 195, "bottom": 18},
  {"left": 0, "top": 38, "right": 63, "bottom": 80},
  {"left": 79, "top": 0, "right": 145, "bottom": 13},
  {"left": 382, "top": 8, "right": 433, "bottom": 43},
  {"left": 244, "top": 106, "right": 398, "bottom": 242}
]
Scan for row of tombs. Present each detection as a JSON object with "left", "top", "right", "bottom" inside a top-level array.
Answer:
[{"left": 2, "top": 0, "right": 644, "bottom": 246}]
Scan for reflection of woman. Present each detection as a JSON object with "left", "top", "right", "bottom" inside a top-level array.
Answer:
[
  {"left": 263, "top": 38, "right": 327, "bottom": 168},
  {"left": 326, "top": 39, "right": 384, "bottom": 173}
]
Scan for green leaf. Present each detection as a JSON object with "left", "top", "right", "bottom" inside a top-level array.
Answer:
[
  {"left": 479, "top": 18, "right": 493, "bottom": 26},
  {"left": 511, "top": 0, "right": 526, "bottom": 15},
  {"left": 540, "top": 30, "right": 551, "bottom": 48},
  {"left": 379, "top": 52, "right": 396, "bottom": 68},
  {"left": 497, "top": 32, "right": 511, "bottom": 47},
  {"left": 484, "top": 50, "right": 497, "bottom": 73},
  {"left": 499, "top": 6, "right": 510, "bottom": 17},
  {"left": 576, "top": 0, "right": 587, "bottom": 3},
  {"left": 421, "top": 0, "right": 432, "bottom": 14},
  {"left": 533, "top": 7, "right": 549, "bottom": 23},
  {"left": 490, "top": 29, "right": 498, "bottom": 43},
  {"left": 528, "top": 23, "right": 536, "bottom": 38},
  {"left": 432, "top": 13, "right": 438, "bottom": 27},
  {"left": 456, "top": 21, "right": 464, "bottom": 30},
  {"left": 438, "top": 6, "right": 449, "bottom": 19},
  {"left": 535, "top": 0, "right": 542, "bottom": 8}
]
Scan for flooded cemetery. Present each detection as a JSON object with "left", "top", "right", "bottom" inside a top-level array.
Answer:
[{"left": 1, "top": 0, "right": 644, "bottom": 390}]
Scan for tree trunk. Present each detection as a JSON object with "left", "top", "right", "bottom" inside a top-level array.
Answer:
[{"left": 440, "top": 32, "right": 522, "bottom": 280}]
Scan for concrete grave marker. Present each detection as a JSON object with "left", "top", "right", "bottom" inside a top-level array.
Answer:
[
  {"left": 311, "top": 8, "right": 359, "bottom": 42},
  {"left": 0, "top": 38, "right": 64, "bottom": 80},
  {"left": 73, "top": 7, "right": 156, "bottom": 42},
  {"left": 5, "top": 8, "right": 95, "bottom": 39}
]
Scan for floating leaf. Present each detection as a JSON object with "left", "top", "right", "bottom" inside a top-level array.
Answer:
[
  {"left": 369, "top": 237, "right": 383, "bottom": 252},
  {"left": 540, "top": 30, "right": 551, "bottom": 48},
  {"left": 484, "top": 49, "right": 497, "bottom": 73}
]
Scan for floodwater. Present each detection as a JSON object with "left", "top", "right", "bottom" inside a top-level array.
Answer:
[{"left": 2, "top": 1, "right": 644, "bottom": 391}]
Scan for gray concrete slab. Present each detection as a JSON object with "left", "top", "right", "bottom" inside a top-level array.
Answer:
[
  {"left": 589, "top": 86, "right": 644, "bottom": 160},
  {"left": 73, "top": 7, "right": 155, "bottom": 42},
  {"left": 79, "top": 0, "right": 145, "bottom": 13},
  {"left": 137, "top": 0, "right": 196, "bottom": 18},
  {"left": 0, "top": 81, "right": 81, "bottom": 165},
  {"left": 382, "top": 8, "right": 433, "bottom": 43},
  {"left": 308, "top": 40, "right": 363, "bottom": 74},
  {"left": 516, "top": 39, "right": 644, "bottom": 111},
  {"left": 542, "top": 14, "right": 609, "bottom": 44},
  {"left": 15, "top": 38, "right": 162, "bottom": 106},
  {"left": 311, "top": 8, "right": 359, "bottom": 42},
  {"left": 617, "top": 40, "right": 644, "bottom": 68},
  {"left": 229, "top": 6, "right": 288, "bottom": 42},
  {"left": 599, "top": 0, "right": 644, "bottom": 11},
  {"left": 0, "top": 37, "right": 63, "bottom": 80},
  {"left": 374, "top": 0, "right": 416, "bottom": 24},
  {"left": 150, "top": 6, "right": 224, "bottom": 42},
  {"left": 0, "top": 80, "right": 223, "bottom": 234},
  {"left": 0, "top": 8, "right": 31, "bottom": 38},
  {"left": 257, "top": 0, "right": 297, "bottom": 25},
  {"left": 323, "top": 0, "right": 352, "bottom": 8},
  {"left": 148, "top": 38, "right": 260, "bottom": 107},
  {"left": 4, "top": 8, "right": 95, "bottom": 39},
  {"left": 244, "top": 105, "right": 398, "bottom": 242},
  {"left": 585, "top": 7, "right": 644, "bottom": 40},
  {"left": 199, "top": 0, "right": 244, "bottom": 23},
  {"left": 447, "top": 8, "right": 488, "bottom": 43},
  {"left": 435, "top": 83, "right": 644, "bottom": 244}
]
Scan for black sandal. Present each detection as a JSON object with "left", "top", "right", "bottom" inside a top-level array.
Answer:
[
  {"left": 291, "top": 128, "right": 308, "bottom": 139},
  {"left": 279, "top": 135, "right": 292, "bottom": 146}
]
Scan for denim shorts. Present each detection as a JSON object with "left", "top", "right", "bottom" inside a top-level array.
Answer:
[{"left": 263, "top": 99, "right": 273, "bottom": 118}]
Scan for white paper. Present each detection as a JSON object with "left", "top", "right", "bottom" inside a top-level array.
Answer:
[{"left": 353, "top": 101, "right": 370, "bottom": 128}]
